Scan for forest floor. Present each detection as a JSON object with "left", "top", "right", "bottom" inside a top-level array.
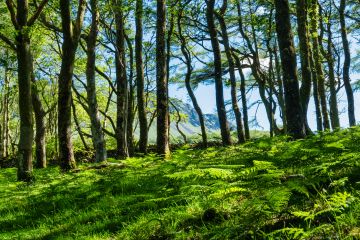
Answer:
[{"left": 1, "top": 128, "right": 360, "bottom": 239}]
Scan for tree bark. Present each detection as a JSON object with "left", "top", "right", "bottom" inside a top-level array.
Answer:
[
  {"left": 216, "top": 1, "right": 245, "bottom": 143},
  {"left": 296, "top": 0, "right": 313, "bottom": 133},
  {"left": 125, "top": 33, "right": 135, "bottom": 157},
  {"left": 324, "top": 10, "right": 340, "bottom": 129},
  {"left": 339, "top": 0, "right": 356, "bottom": 126},
  {"left": 205, "top": 0, "right": 232, "bottom": 146},
  {"left": 8, "top": 0, "right": 35, "bottom": 181},
  {"left": 310, "top": 50, "right": 323, "bottom": 132},
  {"left": 156, "top": 0, "right": 170, "bottom": 156},
  {"left": 234, "top": 55, "right": 250, "bottom": 140},
  {"left": 114, "top": 0, "right": 129, "bottom": 159},
  {"left": 2, "top": 61, "right": 10, "bottom": 158},
  {"left": 58, "top": 0, "right": 86, "bottom": 171},
  {"left": 86, "top": 0, "right": 107, "bottom": 163},
  {"left": 177, "top": 1, "right": 207, "bottom": 147},
  {"left": 309, "top": 0, "right": 330, "bottom": 130},
  {"left": 274, "top": 0, "right": 306, "bottom": 139},
  {"left": 135, "top": 0, "right": 148, "bottom": 154},
  {"left": 31, "top": 58, "right": 47, "bottom": 168}
]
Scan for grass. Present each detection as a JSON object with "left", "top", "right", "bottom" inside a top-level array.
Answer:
[{"left": 1, "top": 128, "right": 360, "bottom": 239}]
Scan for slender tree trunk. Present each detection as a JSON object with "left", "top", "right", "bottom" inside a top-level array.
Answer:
[
  {"left": 216, "top": 3, "right": 245, "bottom": 143},
  {"left": 58, "top": 0, "right": 86, "bottom": 171},
  {"left": 125, "top": 34, "right": 135, "bottom": 157},
  {"left": 339, "top": 0, "right": 356, "bottom": 126},
  {"left": 274, "top": 0, "right": 306, "bottom": 139},
  {"left": 324, "top": 11, "right": 340, "bottom": 129},
  {"left": 206, "top": 0, "right": 232, "bottom": 146},
  {"left": 234, "top": 56, "right": 250, "bottom": 140},
  {"left": 177, "top": 3, "right": 207, "bottom": 147},
  {"left": 166, "top": 12, "right": 175, "bottom": 142},
  {"left": 156, "top": 0, "right": 170, "bottom": 156},
  {"left": 31, "top": 58, "right": 47, "bottom": 168},
  {"left": 71, "top": 101, "right": 89, "bottom": 150},
  {"left": 135, "top": 0, "right": 148, "bottom": 154},
  {"left": 86, "top": 0, "right": 107, "bottom": 163},
  {"left": 170, "top": 101, "right": 187, "bottom": 144},
  {"left": 114, "top": 0, "right": 129, "bottom": 158},
  {"left": 309, "top": 0, "right": 330, "bottom": 130},
  {"left": 274, "top": 43, "right": 287, "bottom": 130},
  {"left": 310, "top": 48, "right": 323, "bottom": 132},
  {"left": 236, "top": 0, "right": 280, "bottom": 134},
  {"left": 2, "top": 62, "right": 9, "bottom": 158},
  {"left": 296, "top": 0, "right": 313, "bottom": 133}
]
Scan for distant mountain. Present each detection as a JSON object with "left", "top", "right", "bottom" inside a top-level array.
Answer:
[
  {"left": 147, "top": 100, "right": 223, "bottom": 142},
  {"left": 172, "top": 102, "right": 222, "bottom": 131}
]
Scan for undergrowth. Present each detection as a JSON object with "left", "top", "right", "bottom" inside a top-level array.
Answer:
[{"left": 1, "top": 127, "right": 360, "bottom": 239}]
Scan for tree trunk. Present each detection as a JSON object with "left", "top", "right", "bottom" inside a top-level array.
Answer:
[
  {"left": 156, "top": 0, "right": 170, "bottom": 156},
  {"left": 234, "top": 56, "right": 250, "bottom": 140},
  {"left": 216, "top": 3, "right": 245, "bottom": 143},
  {"left": 114, "top": 0, "right": 129, "bottom": 159},
  {"left": 31, "top": 58, "right": 47, "bottom": 168},
  {"left": 71, "top": 101, "right": 89, "bottom": 150},
  {"left": 274, "top": 43, "right": 287, "bottom": 131},
  {"left": 86, "top": 0, "right": 107, "bottom": 163},
  {"left": 309, "top": 0, "right": 330, "bottom": 130},
  {"left": 125, "top": 33, "right": 135, "bottom": 157},
  {"left": 236, "top": 0, "right": 280, "bottom": 135},
  {"left": 324, "top": 10, "right": 340, "bottom": 129},
  {"left": 339, "top": 0, "right": 356, "bottom": 126},
  {"left": 58, "top": 0, "right": 86, "bottom": 171},
  {"left": 13, "top": 0, "right": 34, "bottom": 181},
  {"left": 2, "top": 61, "right": 10, "bottom": 158},
  {"left": 296, "top": 0, "right": 313, "bottom": 133},
  {"left": 274, "top": 0, "right": 306, "bottom": 139},
  {"left": 205, "top": 0, "right": 232, "bottom": 146},
  {"left": 135, "top": 0, "right": 148, "bottom": 154},
  {"left": 177, "top": 3, "right": 207, "bottom": 147},
  {"left": 310, "top": 51, "right": 323, "bottom": 132}
]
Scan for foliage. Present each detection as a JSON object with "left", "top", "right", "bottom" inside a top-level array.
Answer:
[{"left": 1, "top": 128, "right": 360, "bottom": 239}]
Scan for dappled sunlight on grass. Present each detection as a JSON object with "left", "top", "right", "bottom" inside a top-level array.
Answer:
[{"left": 1, "top": 128, "right": 360, "bottom": 239}]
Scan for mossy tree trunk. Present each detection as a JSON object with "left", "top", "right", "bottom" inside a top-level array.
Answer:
[
  {"left": 135, "top": 0, "right": 148, "bottom": 154},
  {"left": 86, "top": 0, "right": 107, "bottom": 163},
  {"left": 156, "top": 0, "right": 170, "bottom": 156},
  {"left": 275, "top": 0, "right": 306, "bottom": 139}
]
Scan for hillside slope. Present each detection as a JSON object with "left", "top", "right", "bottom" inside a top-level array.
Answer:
[{"left": 1, "top": 128, "right": 360, "bottom": 239}]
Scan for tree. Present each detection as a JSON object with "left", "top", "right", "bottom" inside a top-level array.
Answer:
[
  {"left": 205, "top": 0, "right": 232, "bottom": 146},
  {"left": 5, "top": 0, "right": 49, "bottom": 181},
  {"left": 309, "top": 0, "right": 330, "bottom": 130},
  {"left": 339, "top": 0, "right": 356, "bottom": 126},
  {"left": 135, "top": 0, "right": 148, "bottom": 154},
  {"left": 177, "top": 0, "right": 208, "bottom": 147},
  {"left": 215, "top": 0, "right": 245, "bottom": 143},
  {"left": 114, "top": 0, "right": 129, "bottom": 159},
  {"left": 296, "top": 0, "right": 313, "bottom": 133},
  {"left": 274, "top": 0, "right": 306, "bottom": 139},
  {"left": 58, "top": 0, "right": 86, "bottom": 171},
  {"left": 86, "top": 0, "right": 107, "bottom": 163},
  {"left": 156, "top": 0, "right": 170, "bottom": 156}
]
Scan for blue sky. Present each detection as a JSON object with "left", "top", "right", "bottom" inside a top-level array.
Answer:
[{"left": 169, "top": 72, "right": 360, "bottom": 131}]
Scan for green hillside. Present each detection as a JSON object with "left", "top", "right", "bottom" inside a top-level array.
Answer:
[{"left": 1, "top": 128, "right": 360, "bottom": 239}]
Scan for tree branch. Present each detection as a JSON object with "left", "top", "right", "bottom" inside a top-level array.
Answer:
[
  {"left": 5, "top": 0, "right": 19, "bottom": 29},
  {"left": 0, "top": 32, "right": 16, "bottom": 50},
  {"left": 28, "top": 0, "right": 49, "bottom": 26}
]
